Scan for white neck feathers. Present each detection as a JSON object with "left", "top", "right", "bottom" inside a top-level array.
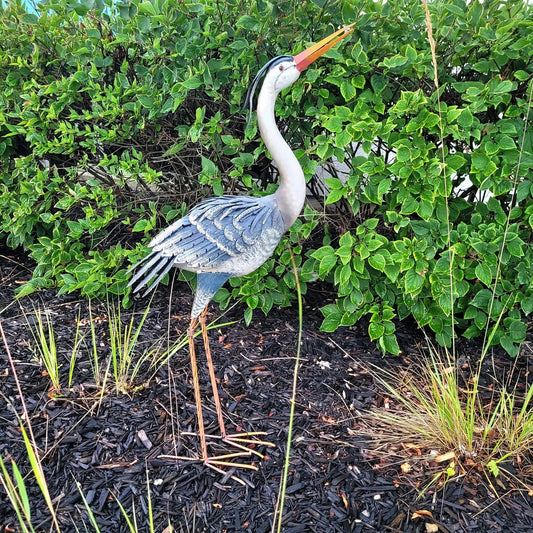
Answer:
[{"left": 256, "top": 85, "right": 306, "bottom": 229}]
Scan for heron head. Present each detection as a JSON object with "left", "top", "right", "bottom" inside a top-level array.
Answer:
[{"left": 243, "top": 24, "right": 355, "bottom": 117}]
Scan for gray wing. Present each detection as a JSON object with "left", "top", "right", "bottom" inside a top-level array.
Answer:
[{"left": 128, "top": 195, "right": 285, "bottom": 296}]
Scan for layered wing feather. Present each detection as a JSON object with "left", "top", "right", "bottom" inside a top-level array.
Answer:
[{"left": 128, "top": 195, "right": 285, "bottom": 309}]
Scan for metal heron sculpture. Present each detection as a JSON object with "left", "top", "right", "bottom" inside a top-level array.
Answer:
[{"left": 129, "top": 25, "right": 354, "bottom": 475}]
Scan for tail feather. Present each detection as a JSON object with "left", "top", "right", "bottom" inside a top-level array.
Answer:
[
  {"left": 139, "top": 257, "right": 175, "bottom": 297},
  {"left": 128, "top": 252, "right": 159, "bottom": 289},
  {"left": 128, "top": 251, "right": 175, "bottom": 295}
]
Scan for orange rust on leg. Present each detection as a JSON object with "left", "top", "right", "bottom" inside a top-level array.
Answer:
[{"left": 199, "top": 307, "right": 227, "bottom": 438}]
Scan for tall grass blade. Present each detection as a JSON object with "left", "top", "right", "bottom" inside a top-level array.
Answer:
[
  {"left": 87, "top": 301, "right": 101, "bottom": 386},
  {"left": 0, "top": 455, "right": 35, "bottom": 533},
  {"left": 68, "top": 310, "right": 82, "bottom": 388},
  {"left": 11, "top": 458, "right": 31, "bottom": 520},
  {"left": 1, "top": 321, "right": 61, "bottom": 533},
  {"left": 273, "top": 250, "right": 303, "bottom": 533},
  {"left": 25, "top": 307, "right": 61, "bottom": 391},
  {"left": 421, "top": 0, "right": 455, "bottom": 354},
  {"left": 483, "top": 80, "right": 533, "bottom": 350},
  {"left": 146, "top": 469, "right": 154, "bottom": 533},
  {"left": 18, "top": 421, "right": 59, "bottom": 530},
  {"left": 76, "top": 481, "right": 102, "bottom": 532},
  {"left": 113, "top": 494, "right": 137, "bottom": 533}
]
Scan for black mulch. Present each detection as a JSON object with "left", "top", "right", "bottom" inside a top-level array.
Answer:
[{"left": 1, "top": 247, "right": 533, "bottom": 532}]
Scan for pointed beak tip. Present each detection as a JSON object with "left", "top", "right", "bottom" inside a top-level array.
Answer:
[{"left": 294, "top": 24, "right": 355, "bottom": 72}]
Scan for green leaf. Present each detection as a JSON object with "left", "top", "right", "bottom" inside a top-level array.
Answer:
[
  {"left": 237, "top": 15, "right": 260, "bottom": 31},
  {"left": 244, "top": 307, "right": 253, "bottom": 326},
  {"left": 520, "top": 295, "right": 533, "bottom": 315},
  {"left": 67, "top": 220, "right": 84, "bottom": 235},
  {"left": 493, "top": 80, "right": 514, "bottom": 93},
  {"left": 500, "top": 335, "right": 519, "bottom": 357},
  {"left": 380, "top": 334, "right": 400, "bottom": 355},
  {"left": 439, "top": 291, "right": 453, "bottom": 315},
  {"left": 472, "top": 152, "right": 488, "bottom": 170},
  {"left": 335, "top": 245, "right": 352, "bottom": 264},
  {"left": 471, "top": 289, "right": 492, "bottom": 308},
  {"left": 369, "top": 322, "right": 384, "bottom": 341},
  {"left": 404, "top": 268, "right": 424, "bottom": 293},
  {"left": 138, "top": 2, "right": 157, "bottom": 15},
  {"left": 475, "top": 262, "right": 492, "bottom": 286},
  {"left": 514, "top": 70, "right": 530, "bottom": 82},
  {"left": 339, "top": 232, "right": 353, "bottom": 247},
  {"left": 353, "top": 75, "right": 365, "bottom": 88},
  {"left": 338, "top": 263, "right": 351, "bottom": 285},
  {"left": 430, "top": 316, "right": 443, "bottom": 334},
  {"left": 447, "top": 154, "right": 466, "bottom": 170},
  {"left": 384, "top": 263, "right": 400, "bottom": 282},
  {"left": 311, "top": 246, "right": 335, "bottom": 260},
  {"left": 182, "top": 77, "right": 202, "bottom": 89},
  {"left": 396, "top": 146, "right": 410, "bottom": 162},
  {"left": 377, "top": 177, "right": 392, "bottom": 198},
  {"left": 138, "top": 95, "right": 155, "bottom": 108},
  {"left": 445, "top": 4, "right": 466, "bottom": 16},
  {"left": 324, "top": 116, "right": 343, "bottom": 133},
  {"left": 335, "top": 129, "right": 352, "bottom": 148},
  {"left": 22, "top": 13, "right": 39, "bottom": 24},
  {"left": 447, "top": 107, "right": 462, "bottom": 122},
  {"left": 341, "top": 80, "right": 356, "bottom": 101},
  {"left": 246, "top": 294, "right": 259, "bottom": 309},
  {"left": 368, "top": 253, "right": 386, "bottom": 272},
  {"left": 73, "top": 3, "right": 90, "bottom": 15},
  {"left": 132, "top": 219, "right": 150, "bottom": 232},
  {"left": 326, "top": 188, "right": 343, "bottom": 204},
  {"left": 458, "top": 108, "right": 473, "bottom": 127},
  {"left": 474, "top": 310, "right": 487, "bottom": 330},
  {"left": 319, "top": 254, "right": 337, "bottom": 277},
  {"left": 507, "top": 238, "right": 524, "bottom": 257},
  {"left": 401, "top": 195, "right": 418, "bottom": 215},
  {"left": 383, "top": 55, "right": 408, "bottom": 69},
  {"left": 201, "top": 156, "right": 218, "bottom": 176},
  {"left": 497, "top": 135, "right": 516, "bottom": 150},
  {"left": 321, "top": 312, "right": 341, "bottom": 332},
  {"left": 508, "top": 319, "right": 526, "bottom": 343},
  {"left": 410, "top": 220, "right": 430, "bottom": 236},
  {"left": 516, "top": 180, "right": 532, "bottom": 203},
  {"left": 499, "top": 119, "right": 517, "bottom": 134}
]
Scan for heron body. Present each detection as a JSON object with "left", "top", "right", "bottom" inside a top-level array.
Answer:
[
  {"left": 128, "top": 25, "right": 354, "bottom": 477},
  {"left": 129, "top": 195, "right": 285, "bottom": 317}
]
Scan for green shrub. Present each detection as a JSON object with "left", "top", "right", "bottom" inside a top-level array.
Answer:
[
  {"left": 299, "top": 0, "right": 533, "bottom": 356},
  {"left": 0, "top": 0, "right": 531, "bottom": 355}
]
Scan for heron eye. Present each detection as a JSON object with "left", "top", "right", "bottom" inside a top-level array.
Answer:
[{"left": 279, "top": 65, "right": 284, "bottom": 71}]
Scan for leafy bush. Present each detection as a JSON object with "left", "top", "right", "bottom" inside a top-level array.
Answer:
[
  {"left": 0, "top": 0, "right": 531, "bottom": 355},
  {"left": 299, "top": 0, "right": 533, "bottom": 356}
]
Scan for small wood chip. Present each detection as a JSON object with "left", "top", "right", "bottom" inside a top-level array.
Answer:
[{"left": 137, "top": 429, "right": 153, "bottom": 450}]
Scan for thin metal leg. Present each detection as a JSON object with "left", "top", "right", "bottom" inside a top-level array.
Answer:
[
  {"left": 187, "top": 317, "right": 208, "bottom": 461},
  {"left": 199, "top": 307, "right": 227, "bottom": 438},
  {"left": 161, "top": 310, "right": 274, "bottom": 482},
  {"left": 198, "top": 308, "right": 275, "bottom": 458}
]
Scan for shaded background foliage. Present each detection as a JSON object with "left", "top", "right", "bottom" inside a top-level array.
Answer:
[{"left": 0, "top": 0, "right": 532, "bottom": 355}]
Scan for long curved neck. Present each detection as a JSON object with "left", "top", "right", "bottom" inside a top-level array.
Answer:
[{"left": 257, "top": 86, "right": 306, "bottom": 230}]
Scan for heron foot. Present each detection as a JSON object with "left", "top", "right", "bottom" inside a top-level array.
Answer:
[
  {"left": 182, "top": 429, "right": 275, "bottom": 459},
  {"left": 222, "top": 431, "right": 276, "bottom": 459},
  {"left": 160, "top": 431, "right": 274, "bottom": 484},
  {"left": 158, "top": 451, "right": 255, "bottom": 485}
]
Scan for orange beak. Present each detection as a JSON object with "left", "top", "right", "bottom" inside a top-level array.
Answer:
[{"left": 294, "top": 24, "right": 355, "bottom": 72}]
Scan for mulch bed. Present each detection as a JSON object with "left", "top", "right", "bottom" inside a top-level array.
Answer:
[{"left": 1, "top": 247, "right": 533, "bottom": 532}]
